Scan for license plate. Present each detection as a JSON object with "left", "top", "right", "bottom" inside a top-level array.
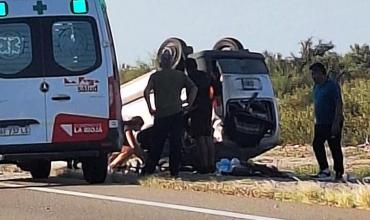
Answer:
[
  {"left": 241, "top": 78, "right": 262, "bottom": 90},
  {"left": 0, "top": 126, "right": 30, "bottom": 136}
]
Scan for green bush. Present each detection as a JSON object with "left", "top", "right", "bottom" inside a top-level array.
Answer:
[{"left": 278, "top": 79, "right": 370, "bottom": 145}]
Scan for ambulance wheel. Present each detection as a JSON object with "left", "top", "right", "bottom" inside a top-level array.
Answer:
[
  {"left": 82, "top": 154, "right": 108, "bottom": 184},
  {"left": 29, "top": 160, "right": 51, "bottom": 179},
  {"left": 213, "top": 37, "right": 244, "bottom": 51},
  {"left": 157, "top": 38, "right": 193, "bottom": 70}
]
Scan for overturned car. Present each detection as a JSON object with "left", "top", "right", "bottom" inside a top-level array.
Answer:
[{"left": 121, "top": 38, "right": 280, "bottom": 163}]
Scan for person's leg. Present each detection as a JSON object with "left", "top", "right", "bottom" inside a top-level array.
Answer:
[
  {"left": 108, "top": 152, "right": 120, "bottom": 164},
  {"left": 144, "top": 117, "right": 168, "bottom": 175},
  {"left": 168, "top": 113, "right": 184, "bottom": 177},
  {"left": 195, "top": 136, "right": 208, "bottom": 173},
  {"left": 109, "top": 146, "right": 133, "bottom": 169},
  {"left": 327, "top": 124, "right": 344, "bottom": 178},
  {"left": 203, "top": 106, "right": 215, "bottom": 173},
  {"left": 205, "top": 136, "right": 216, "bottom": 173},
  {"left": 191, "top": 108, "right": 214, "bottom": 173},
  {"left": 312, "top": 124, "right": 330, "bottom": 171}
]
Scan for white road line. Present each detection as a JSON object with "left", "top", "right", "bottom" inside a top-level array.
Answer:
[{"left": 0, "top": 182, "right": 283, "bottom": 220}]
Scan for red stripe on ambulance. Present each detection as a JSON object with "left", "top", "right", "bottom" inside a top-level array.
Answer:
[{"left": 52, "top": 114, "right": 108, "bottom": 143}]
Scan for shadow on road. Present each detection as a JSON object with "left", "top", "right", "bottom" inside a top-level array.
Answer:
[{"left": 0, "top": 170, "right": 141, "bottom": 190}]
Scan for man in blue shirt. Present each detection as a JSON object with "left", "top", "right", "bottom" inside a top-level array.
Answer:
[{"left": 310, "top": 62, "right": 344, "bottom": 181}]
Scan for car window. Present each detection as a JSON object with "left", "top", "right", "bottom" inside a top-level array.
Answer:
[
  {"left": 52, "top": 21, "right": 97, "bottom": 73},
  {"left": 218, "top": 59, "right": 268, "bottom": 74},
  {"left": 0, "top": 23, "right": 32, "bottom": 75}
]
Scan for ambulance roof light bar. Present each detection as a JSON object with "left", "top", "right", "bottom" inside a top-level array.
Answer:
[
  {"left": 71, "top": 0, "right": 88, "bottom": 14},
  {"left": 0, "top": 1, "right": 8, "bottom": 17}
]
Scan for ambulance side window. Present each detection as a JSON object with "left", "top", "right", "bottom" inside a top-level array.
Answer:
[
  {"left": 0, "top": 23, "right": 32, "bottom": 75},
  {"left": 52, "top": 21, "right": 97, "bottom": 72}
]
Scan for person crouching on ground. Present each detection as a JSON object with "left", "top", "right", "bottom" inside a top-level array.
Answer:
[{"left": 108, "top": 116, "right": 145, "bottom": 172}]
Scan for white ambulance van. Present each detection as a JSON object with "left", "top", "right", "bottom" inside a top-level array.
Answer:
[{"left": 0, "top": 0, "right": 123, "bottom": 183}]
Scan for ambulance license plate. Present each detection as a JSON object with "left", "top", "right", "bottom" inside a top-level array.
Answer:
[{"left": 0, "top": 126, "right": 30, "bottom": 136}]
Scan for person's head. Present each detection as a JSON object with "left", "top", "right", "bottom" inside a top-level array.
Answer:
[
  {"left": 159, "top": 51, "right": 173, "bottom": 70},
  {"left": 309, "top": 62, "right": 327, "bottom": 84},
  {"left": 185, "top": 58, "right": 198, "bottom": 72},
  {"left": 125, "top": 116, "right": 144, "bottom": 132}
]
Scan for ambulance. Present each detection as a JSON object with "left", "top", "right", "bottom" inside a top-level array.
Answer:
[{"left": 0, "top": 0, "right": 123, "bottom": 183}]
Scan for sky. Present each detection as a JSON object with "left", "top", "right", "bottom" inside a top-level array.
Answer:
[{"left": 105, "top": 0, "right": 370, "bottom": 66}]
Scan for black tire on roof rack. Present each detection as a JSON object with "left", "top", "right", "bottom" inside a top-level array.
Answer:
[
  {"left": 157, "top": 38, "right": 193, "bottom": 70},
  {"left": 213, "top": 37, "right": 244, "bottom": 51}
]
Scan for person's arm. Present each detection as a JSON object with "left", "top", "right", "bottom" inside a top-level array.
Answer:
[
  {"left": 209, "top": 74, "right": 222, "bottom": 107},
  {"left": 184, "top": 75, "right": 198, "bottom": 108},
  {"left": 331, "top": 83, "right": 343, "bottom": 137},
  {"left": 144, "top": 75, "right": 155, "bottom": 115},
  {"left": 210, "top": 74, "right": 221, "bottom": 98},
  {"left": 125, "top": 128, "right": 145, "bottom": 158},
  {"left": 125, "top": 130, "right": 138, "bottom": 150}
]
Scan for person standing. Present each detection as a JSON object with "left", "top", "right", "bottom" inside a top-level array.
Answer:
[
  {"left": 185, "top": 58, "right": 218, "bottom": 173},
  {"left": 310, "top": 62, "right": 344, "bottom": 181},
  {"left": 143, "top": 52, "right": 198, "bottom": 177}
]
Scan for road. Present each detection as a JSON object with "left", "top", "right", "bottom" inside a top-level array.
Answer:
[{"left": 0, "top": 168, "right": 370, "bottom": 220}]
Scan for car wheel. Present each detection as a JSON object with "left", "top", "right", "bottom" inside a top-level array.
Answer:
[
  {"left": 29, "top": 160, "right": 51, "bottom": 179},
  {"left": 82, "top": 153, "right": 108, "bottom": 184},
  {"left": 157, "top": 38, "right": 193, "bottom": 70},
  {"left": 213, "top": 37, "right": 244, "bottom": 51}
]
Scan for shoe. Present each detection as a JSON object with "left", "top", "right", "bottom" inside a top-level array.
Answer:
[
  {"left": 335, "top": 172, "right": 344, "bottom": 182},
  {"left": 170, "top": 174, "right": 181, "bottom": 180},
  {"left": 107, "top": 165, "right": 114, "bottom": 174},
  {"left": 313, "top": 169, "right": 331, "bottom": 181},
  {"left": 171, "top": 176, "right": 181, "bottom": 181}
]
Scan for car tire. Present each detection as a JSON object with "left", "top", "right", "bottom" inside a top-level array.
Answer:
[
  {"left": 82, "top": 153, "right": 108, "bottom": 184},
  {"left": 213, "top": 37, "right": 244, "bottom": 51},
  {"left": 29, "top": 160, "right": 51, "bottom": 179},
  {"left": 157, "top": 38, "right": 193, "bottom": 70}
]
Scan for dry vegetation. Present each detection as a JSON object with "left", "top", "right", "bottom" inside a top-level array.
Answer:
[{"left": 139, "top": 145, "right": 370, "bottom": 210}]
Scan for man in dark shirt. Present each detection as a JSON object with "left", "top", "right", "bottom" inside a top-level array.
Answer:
[
  {"left": 310, "top": 62, "right": 344, "bottom": 181},
  {"left": 143, "top": 52, "right": 198, "bottom": 177},
  {"left": 185, "top": 58, "right": 218, "bottom": 173}
]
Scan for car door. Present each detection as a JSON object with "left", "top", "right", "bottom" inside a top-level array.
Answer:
[
  {"left": 0, "top": 19, "right": 47, "bottom": 145},
  {"left": 43, "top": 17, "right": 110, "bottom": 143}
]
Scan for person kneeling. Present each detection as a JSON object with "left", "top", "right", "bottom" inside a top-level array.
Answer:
[{"left": 108, "top": 116, "right": 145, "bottom": 172}]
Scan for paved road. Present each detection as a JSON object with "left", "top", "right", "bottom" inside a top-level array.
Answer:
[{"left": 0, "top": 170, "right": 370, "bottom": 220}]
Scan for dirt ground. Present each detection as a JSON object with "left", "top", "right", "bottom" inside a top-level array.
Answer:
[{"left": 253, "top": 144, "right": 370, "bottom": 179}]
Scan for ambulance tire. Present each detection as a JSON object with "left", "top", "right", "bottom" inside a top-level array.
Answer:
[
  {"left": 82, "top": 153, "right": 108, "bottom": 184},
  {"left": 213, "top": 38, "right": 244, "bottom": 51},
  {"left": 29, "top": 160, "right": 51, "bottom": 179}
]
